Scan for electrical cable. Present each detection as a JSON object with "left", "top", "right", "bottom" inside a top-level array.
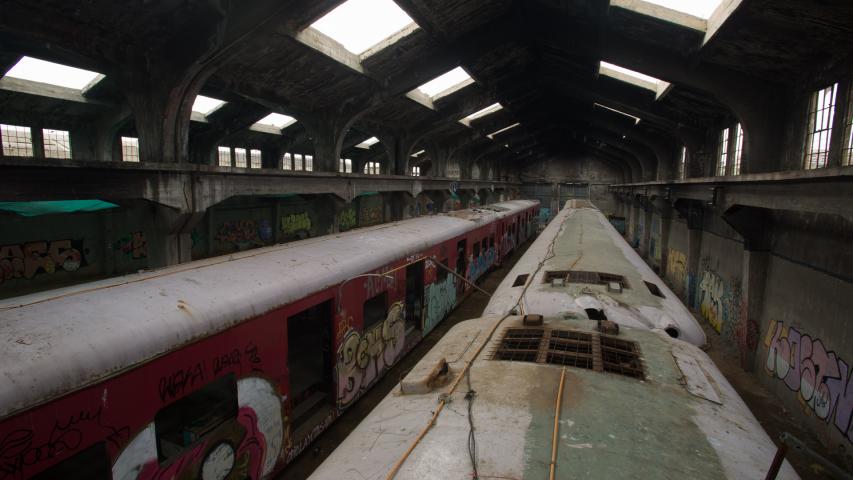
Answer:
[{"left": 465, "top": 367, "right": 478, "bottom": 480}]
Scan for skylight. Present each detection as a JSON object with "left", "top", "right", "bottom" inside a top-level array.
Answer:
[
  {"left": 415, "top": 67, "right": 474, "bottom": 99},
  {"left": 599, "top": 61, "right": 671, "bottom": 99},
  {"left": 411, "top": 149, "right": 425, "bottom": 157},
  {"left": 255, "top": 113, "right": 297, "bottom": 130},
  {"left": 638, "top": 0, "right": 721, "bottom": 19},
  {"left": 487, "top": 123, "right": 520, "bottom": 139},
  {"left": 4, "top": 56, "right": 103, "bottom": 91},
  {"left": 355, "top": 136, "right": 380, "bottom": 149},
  {"left": 594, "top": 103, "right": 641, "bottom": 125},
  {"left": 191, "top": 95, "right": 226, "bottom": 116},
  {"left": 460, "top": 103, "right": 503, "bottom": 126},
  {"left": 311, "top": 0, "right": 417, "bottom": 55}
]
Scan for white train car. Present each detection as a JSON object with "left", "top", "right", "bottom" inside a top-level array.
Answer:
[
  {"left": 485, "top": 199, "right": 707, "bottom": 345},
  {"left": 310, "top": 200, "right": 798, "bottom": 480}
]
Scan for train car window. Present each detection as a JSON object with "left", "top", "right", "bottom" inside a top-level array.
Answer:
[
  {"left": 473, "top": 241, "right": 481, "bottom": 258},
  {"left": 489, "top": 234, "right": 495, "bottom": 249},
  {"left": 481, "top": 238, "right": 487, "bottom": 252},
  {"left": 363, "top": 292, "right": 388, "bottom": 330},
  {"left": 436, "top": 258, "right": 449, "bottom": 283},
  {"left": 31, "top": 441, "right": 111, "bottom": 480},
  {"left": 455, "top": 239, "right": 467, "bottom": 276},
  {"left": 155, "top": 373, "right": 238, "bottom": 462},
  {"left": 288, "top": 300, "right": 334, "bottom": 428}
]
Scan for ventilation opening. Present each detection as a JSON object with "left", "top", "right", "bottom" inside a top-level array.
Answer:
[
  {"left": 665, "top": 327, "right": 680, "bottom": 338},
  {"left": 492, "top": 327, "right": 644, "bottom": 380},
  {"left": 544, "top": 270, "right": 629, "bottom": 289},
  {"left": 600, "top": 336, "right": 644, "bottom": 379},
  {"left": 644, "top": 281, "right": 665, "bottom": 298},
  {"left": 512, "top": 274, "right": 529, "bottom": 287},
  {"left": 585, "top": 308, "right": 607, "bottom": 321}
]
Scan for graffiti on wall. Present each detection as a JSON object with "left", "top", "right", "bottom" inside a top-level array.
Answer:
[
  {"left": 666, "top": 248, "right": 687, "bottom": 297},
  {"left": 336, "top": 302, "right": 406, "bottom": 407},
  {"left": 338, "top": 208, "right": 356, "bottom": 231},
  {"left": 114, "top": 232, "right": 147, "bottom": 259},
  {"left": 359, "top": 206, "right": 382, "bottom": 226},
  {"left": 215, "top": 220, "right": 272, "bottom": 249},
  {"left": 281, "top": 213, "right": 311, "bottom": 238},
  {"left": 650, "top": 214, "right": 662, "bottom": 263},
  {"left": 0, "top": 239, "right": 86, "bottom": 284},
  {"left": 764, "top": 320, "right": 853, "bottom": 445},
  {"left": 467, "top": 247, "right": 496, "bottom": 284},
  {"left": 698, "top": 268, "right": 734, "bottom": 334},
  {"left": 112, "top": 376, "right": 283, "bottom": 480},
  {"left": 424, "top": 259, "right": 457, "bottom": 335}
]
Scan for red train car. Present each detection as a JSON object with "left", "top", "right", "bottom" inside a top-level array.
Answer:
[{"left": 0, "top": 200, "right": 538, "bottom": 480}]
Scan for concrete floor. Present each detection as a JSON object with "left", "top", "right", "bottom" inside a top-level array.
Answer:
[{"left": 278, "top": 240, "right": 536, "bottom": 479}]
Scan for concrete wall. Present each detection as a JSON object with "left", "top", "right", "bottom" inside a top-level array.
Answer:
[
  {"left": 518, "top": 154, "right": 623, "bottom": 214},
  {"left": 621, "top": 197, "right": 853, "bottom": 466}
]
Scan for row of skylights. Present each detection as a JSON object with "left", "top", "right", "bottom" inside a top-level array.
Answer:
[
  {"left": 311, "top": 0, "right": 417, "bottom": 55},
  {"left": 355, "top": 136, "right": 380, "bottom": 149},
  {"left": 460, "top": 103, "right": 503, "bottom": 126},
  {"left": 416, "top": 67, "right": 473, "bottom": 99},
  {"left": 594, "top": 103, "right": 641, "bottom": 125},
  {"left": 487, "top": 123, "right": 520, "bottom": 139},
  {"left": 4, "top": 56, "right": 103, "bottom": 91},
  {"left": 191, "top": 95, "right": 226, "bottom": 116},
  {"left": 599, "top": 61, "right": 671, "bottom": 99},
  {"left": 636, "top": 0, "right": 721, "bottom": 19},
  {"left": 256, "top": 113, "right": 297, "bottom": 130}
]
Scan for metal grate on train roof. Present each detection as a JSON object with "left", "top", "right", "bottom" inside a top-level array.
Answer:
[{"left": 491, "top": 327, "right": 644, "bottom": 380}]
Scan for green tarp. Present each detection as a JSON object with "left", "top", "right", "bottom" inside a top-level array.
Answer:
[{"left": 0, "top": 200, "right": 119, "bottom": 217}]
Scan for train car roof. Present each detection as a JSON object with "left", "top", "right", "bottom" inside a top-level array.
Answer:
[
  {"left": 0, "top": 200, "right": 537, "bottom": 419},
  {"left": 310, "top": 314, "right": 798, "bottom": 480},
  {"left": 485, "top": 200, "right": 707, "bottom": 346}
]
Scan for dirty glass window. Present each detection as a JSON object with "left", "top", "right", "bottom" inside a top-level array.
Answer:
[
  {"left": 0, "top": 124, "right": 33, "bottom": 157},
  {"left": 42, "top": 128, "right": 72, "bottom": 159},
  {"left": 363, "top": 292, "right": 388, "bottom": 330},
  {"left": 804, "top": 83, "right": 838, "bottom": 169},
  {"left": 121, "top": 136, "right": 139, "bottom": 162}
]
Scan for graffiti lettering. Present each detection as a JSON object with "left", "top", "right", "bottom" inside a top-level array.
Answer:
[
  {"left": 213, "top": 349, "right": 241, "bottom": 376},
  {"left": 158, "top": 363, "right": 205, "bottom": 403},
  {"left": 216, "top": 220, "right": 262, "bottom": 247},
  {"left": 114, "top": 232, "right": 147, "bottom": 259},
  {"left": 765, "top": 320, "right": 853, "bottom": 444},
  {"left": 424, "top": 273, "right": 456, "bottom": 335},
  {"left": 336, "top": 303, "right": 405, "bottom": 407},
  {"left": 359, "top": 206, "right": 382, "bottom": 226},
  {"left": 0, "top": 405, "right": 128, "bottom": 479},
  {"left": 364, "top": 267, "right": 395, "bottom": 299},
  {"left": 698, "top": 269, "right": 728, "bottom": 333},
  {"left": 666, "top": 249, "right": 687, "bottom": 297},
  {"left": 466, "top": 247, "right": 496, "bottom": 284},
  {"left": 0, "top": 239, "right": 85, "bottom": 284},
  {"left": 281, "top": 213, "right": 312, "bottom": 238},
  {"left": 338, "top": 208, "right": 356, "bottom": 231}
]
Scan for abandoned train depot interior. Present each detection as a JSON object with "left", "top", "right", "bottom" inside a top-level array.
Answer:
[{"left": 0, "top": 0, "right": 851, "bottom": 479}]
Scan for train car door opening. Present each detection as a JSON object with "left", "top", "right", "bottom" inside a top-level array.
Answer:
[
  {"left": 287, "top": 300, "right": 334, "bottom": 431},
  {"left": 405, "top": 262, "right": 424, "bottom": 334}
]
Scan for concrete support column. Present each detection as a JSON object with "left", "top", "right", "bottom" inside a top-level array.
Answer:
[
  {"left": 659, "top": 204, "right": 674, "bottom": 275},
  {"left": 640, "top": 203, "right": 652, "bottom": 258},
  {"left": 686, "top": 223, "right": 704, "bottom": 309},
  {"left": 740, "top": 249, "right": 769, "bottom": 371}
]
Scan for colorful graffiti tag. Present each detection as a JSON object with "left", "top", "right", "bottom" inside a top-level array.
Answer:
[
  {"left": 359, "top": 206, "right": 382, "bottom": 226},
  {"left": 424, "top": 261, "right": 457, "bottom": 334},
  {"left": 281, "top": 213, "right": 311, "bottom": 238},
  {"left": 112, "top": 377, "right": 283, "bottom": 480},
  {"left": 0, "top": 239, "right": 86, "bottom": 284},
  {"left": 466, "top": 247, "right": 496, "bottom": 284},
  {"left": 697, "top": 268, "right": 739, "bottom": 334},
  {"left": 666, "top": 248, "right": 687, "bottom": 297},
  {"left": 764, "top": 320, "right": 853, "bottom": 445},
  {"left": 215, "top": 220, "right": 265, "bottom": 248},
  {"left": 335, "top": 302, "right": 406, "bottom": 407},
  {"left": 114, "top": 231, "right": 147, "bottom": 259},
  {"left": 338, "top": 208, "right": 356, "bottom": 231}
]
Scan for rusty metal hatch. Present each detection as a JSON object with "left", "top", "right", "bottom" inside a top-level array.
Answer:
[
  {"left": 543, "top": 270, "right": 630, "bottom": 289},
  {"left": 491, "top": 327, "right": 644, "bottom": 380}
]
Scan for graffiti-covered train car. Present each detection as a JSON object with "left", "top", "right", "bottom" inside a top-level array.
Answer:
[{"left": 0, "top": 200, "right": 538, "bottom": 480}]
